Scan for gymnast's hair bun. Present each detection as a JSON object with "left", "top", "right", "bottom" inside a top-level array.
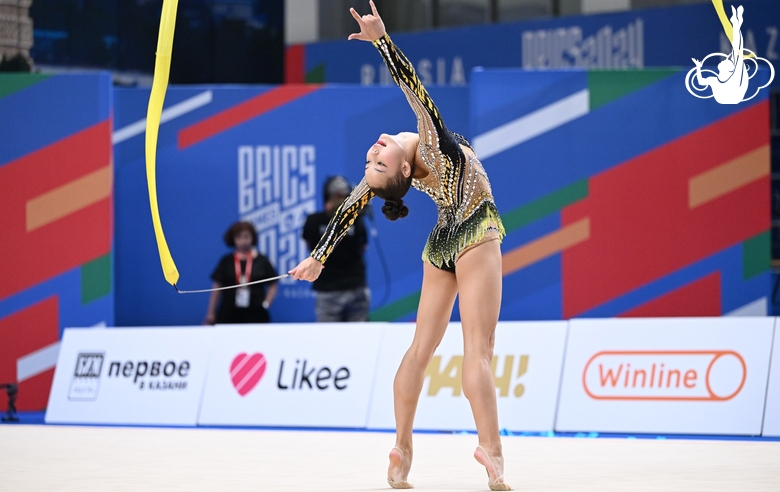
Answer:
[{"left": 382, "top": 199, "right": 409, "bottom": 221}]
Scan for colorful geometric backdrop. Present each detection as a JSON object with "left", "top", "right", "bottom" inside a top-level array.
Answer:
[
  {"left": 0, "top": 74, "right": 114, "bottom": 411},
  {"left": 110, "top": 68, "right": 770, "bottom": 326},
  {"left": 472, "top": 70, "right": 770, "bottom": 319},
  {"left": 0, "top": 69, "right": 770, "bottom": 410},
  {"left": 372, "top": 69, "right": 770, "bottom": 321}
]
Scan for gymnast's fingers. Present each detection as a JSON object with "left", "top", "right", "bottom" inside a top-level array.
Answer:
[
  {"left": 348, "top": 8, "right": 367, "bottom": 40},
  {"left": 350, "top": 7, "right": 364, "bottom": 25},
  {"left": 370, "top": 0, "right": 379, "bottom": 17}
]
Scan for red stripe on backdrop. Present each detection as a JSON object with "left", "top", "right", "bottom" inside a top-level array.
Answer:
[
  {"left": 561, "top": 102, "right": 769, "bottom": 318},
  {"left": 618, "top": 272, "right": 721, "bottom": 318},
  {"left": 0, "top": 296, "right": 59, "bottom": 411},
  {"left": 0, "top": 121, "right": 112, "bottom": 300},
  {"left": 285, "top": 45, "right": 305, "bottom": 84},
  {"left": 178, "top": 85, "right": 322, "bottom": 149}
]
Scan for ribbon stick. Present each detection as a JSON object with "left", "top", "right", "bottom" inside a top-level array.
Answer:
[
  {"left": 174, "top": 274, "right": 291, "bottom": 294},
  {"left": 146, "top": 0, "right": 180, "bottom": 286}
]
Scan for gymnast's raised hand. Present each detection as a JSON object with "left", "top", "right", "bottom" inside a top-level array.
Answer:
[{"left": 348, "top": 0, "right": 385, "bottom": 42}]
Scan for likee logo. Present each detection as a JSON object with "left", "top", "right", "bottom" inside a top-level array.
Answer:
[
  {"left": 68, "top": 352, "right": 104, "bottom": 401},
  {"left": 425, "top": 355, "right": 529, "bottom": 398},
  {"left": 582, "top": 350, "right": 747, "bottom": 401},
  {"left": 685, "top": 3, "right": 774, "bottom": 104},
  {"left": 230, "top": 353, "right": 267, "bottom": 396}
]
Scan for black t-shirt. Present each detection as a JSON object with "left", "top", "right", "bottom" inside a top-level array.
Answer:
[
  {"left": 211, "top": 252, "right": 278, "bottom": 323},
  {"left": 303, "top": 211, "right": 367, "bottom": 292}
]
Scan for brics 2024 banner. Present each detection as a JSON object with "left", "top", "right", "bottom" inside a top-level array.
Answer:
[{"left": 292, "top": 0, "right": 779, "bottom": 87}]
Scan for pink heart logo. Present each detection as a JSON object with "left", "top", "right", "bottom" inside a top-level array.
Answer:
[{"left": 230, "top": 353, "right": 267, "bottom": 396}]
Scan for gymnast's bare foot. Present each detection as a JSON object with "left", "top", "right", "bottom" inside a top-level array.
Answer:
[
  {"left": 474, "top": 445, "right": 513, "bottom": 491},
  {"left": 387, "top": 445, "right": 413, "bottom": 489}
]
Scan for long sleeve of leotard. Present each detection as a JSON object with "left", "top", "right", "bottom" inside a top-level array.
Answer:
[
  {"left": 372, "top": 34, "right": 461, "bottom": 160},
  {"left": 310, "top": 178, "right": 374, "bottom": 264}
]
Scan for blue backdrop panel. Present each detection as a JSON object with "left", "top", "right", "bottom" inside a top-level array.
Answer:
[
  {"left": 303, "top": 0, "right": 779, "bottom": 88},
  {"left": 470, "top": 68, "right": 769, "bottom": 319},
  {"left": 113, "top": 85, "right": 468, "bottom": 326}
]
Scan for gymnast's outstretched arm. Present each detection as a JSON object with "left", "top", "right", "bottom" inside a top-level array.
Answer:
[
  {"left": 309, "top": 180, "right": 374, "bottom": 263},
  {"left": 350, "top": 2, "right": 457, "bottom": 154},
  {"left": 290, "top": 180, "right": 374, "bottom": 281}
]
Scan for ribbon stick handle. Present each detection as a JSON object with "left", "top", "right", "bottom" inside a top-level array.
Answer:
[{"left": 146, "top": 0, "right": 180, "bottom": 286}]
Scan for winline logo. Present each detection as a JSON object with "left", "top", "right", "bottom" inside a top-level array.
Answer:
[{"left": 582, "top": 351, "right": 746, "bottom": 401}]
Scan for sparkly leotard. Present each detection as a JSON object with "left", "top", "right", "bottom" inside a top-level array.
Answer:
[{"left": 311, "top": 34, "right": 505, "bottom": 271}]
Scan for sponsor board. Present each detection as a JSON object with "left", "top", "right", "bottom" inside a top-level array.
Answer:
[
  {"left": 46, "top": 327, "right": 213, "bottom": 425},
  {"left": 762, "top": 321, "right": 780, "bottom": 436},
  {"left": 556, "top": 317, "right": 774, "bottom": 435},
  {"left": 367, "top": 322, "right": 567, "bottom": 431},
  {"left": 197, "top": 323, "right": 383, "bottom": 427}
]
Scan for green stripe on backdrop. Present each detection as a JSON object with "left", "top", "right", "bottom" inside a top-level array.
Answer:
[
  {"left": 82, "top": 253, "right": 112, "bottom": 304},
  {"left": 306, "top": 64, "right": 326, "bottom": 83},
  {"left": 743, "top": 230, "right": 770, "bottom": 280},
  {"left": 501, "top": 179, "right": 588, "bottom": 233},
  {"left": 370, "top": 291, "right": 421, "bottom": 322},
  {"left": 587, "top": 69, "right": 680, "bottom": 111},
  {"left": 0, "top": 73, "right": 52, "bottom": 100}
]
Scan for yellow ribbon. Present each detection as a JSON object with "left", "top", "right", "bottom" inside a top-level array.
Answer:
[
  {"left": 145, "top": 0, "right": 180, "bottom": 286},
  {"left": 711, "top": 0, "right": 733, "bottom": 42}
]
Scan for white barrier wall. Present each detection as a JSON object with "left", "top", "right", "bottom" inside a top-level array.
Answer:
[
  {"left": 761, "top": 323, "right": 780, "bottom": 436},
  {"left": 367, "top": 321, "right": 567, "bottom": 431},
  {"left": 45, "top": 319, "right": 780, "bottom": 435},
  {"left": 46, "top": 327, "right": 213, "bottom": 425},
  {"left": 197, "top": 323, "right": 383, "bottom": 427},
  {"left": 556, "top": 318, "right": 775, "bottom": 435}
]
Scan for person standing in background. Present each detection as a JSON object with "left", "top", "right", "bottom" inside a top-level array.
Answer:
[
  {"left": 205, "top": 221, "right": 278, "bottom": 324},
  {"left": 303, "top": 176, "right": 371, "bottom": 322}
]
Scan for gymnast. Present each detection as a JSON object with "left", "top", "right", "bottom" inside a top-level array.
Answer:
[{"left": 290, "top": 2, "right": 511, "bottom": 489}]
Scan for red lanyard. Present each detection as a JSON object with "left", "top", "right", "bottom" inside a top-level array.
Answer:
[{"left": 234, "top": 253, "right": 253, "bottom": 285}]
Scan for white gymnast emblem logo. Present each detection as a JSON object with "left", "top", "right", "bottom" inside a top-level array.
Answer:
[{"left": 685, "top": 5, "right": 774, "bottom": 104}]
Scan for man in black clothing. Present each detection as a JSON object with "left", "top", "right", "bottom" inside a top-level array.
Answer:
[{"left": 302, "top": 176, "right": 370, "bottom": 322}]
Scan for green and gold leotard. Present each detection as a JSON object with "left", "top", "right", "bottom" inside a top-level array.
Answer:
[{"left": 311, "top": 34, "right": 505, "bottom": 271}]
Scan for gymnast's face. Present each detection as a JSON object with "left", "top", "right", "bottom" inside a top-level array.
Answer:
[{"left": 364, "top": 134, "right": 408, "bottom": 189}]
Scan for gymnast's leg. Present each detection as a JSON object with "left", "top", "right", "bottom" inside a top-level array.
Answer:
[
  {"left": 388, "top": 262, "right": 458, "bottom": 487},
  {"left": 456, "top": 238, "right": 512, "bottom": 490}
]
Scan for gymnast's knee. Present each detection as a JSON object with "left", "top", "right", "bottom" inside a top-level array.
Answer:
[{"left": 406, "top": 341, "right": 439, "bottom": 367}]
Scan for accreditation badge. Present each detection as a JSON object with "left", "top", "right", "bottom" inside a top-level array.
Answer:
[{"left": 235, "top": 286, "right": 250, "bottom": 308}]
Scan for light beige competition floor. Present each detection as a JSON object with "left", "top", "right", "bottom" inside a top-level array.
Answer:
[{"left": 1, "top": 425, "right": 779, "bottom": 491}]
